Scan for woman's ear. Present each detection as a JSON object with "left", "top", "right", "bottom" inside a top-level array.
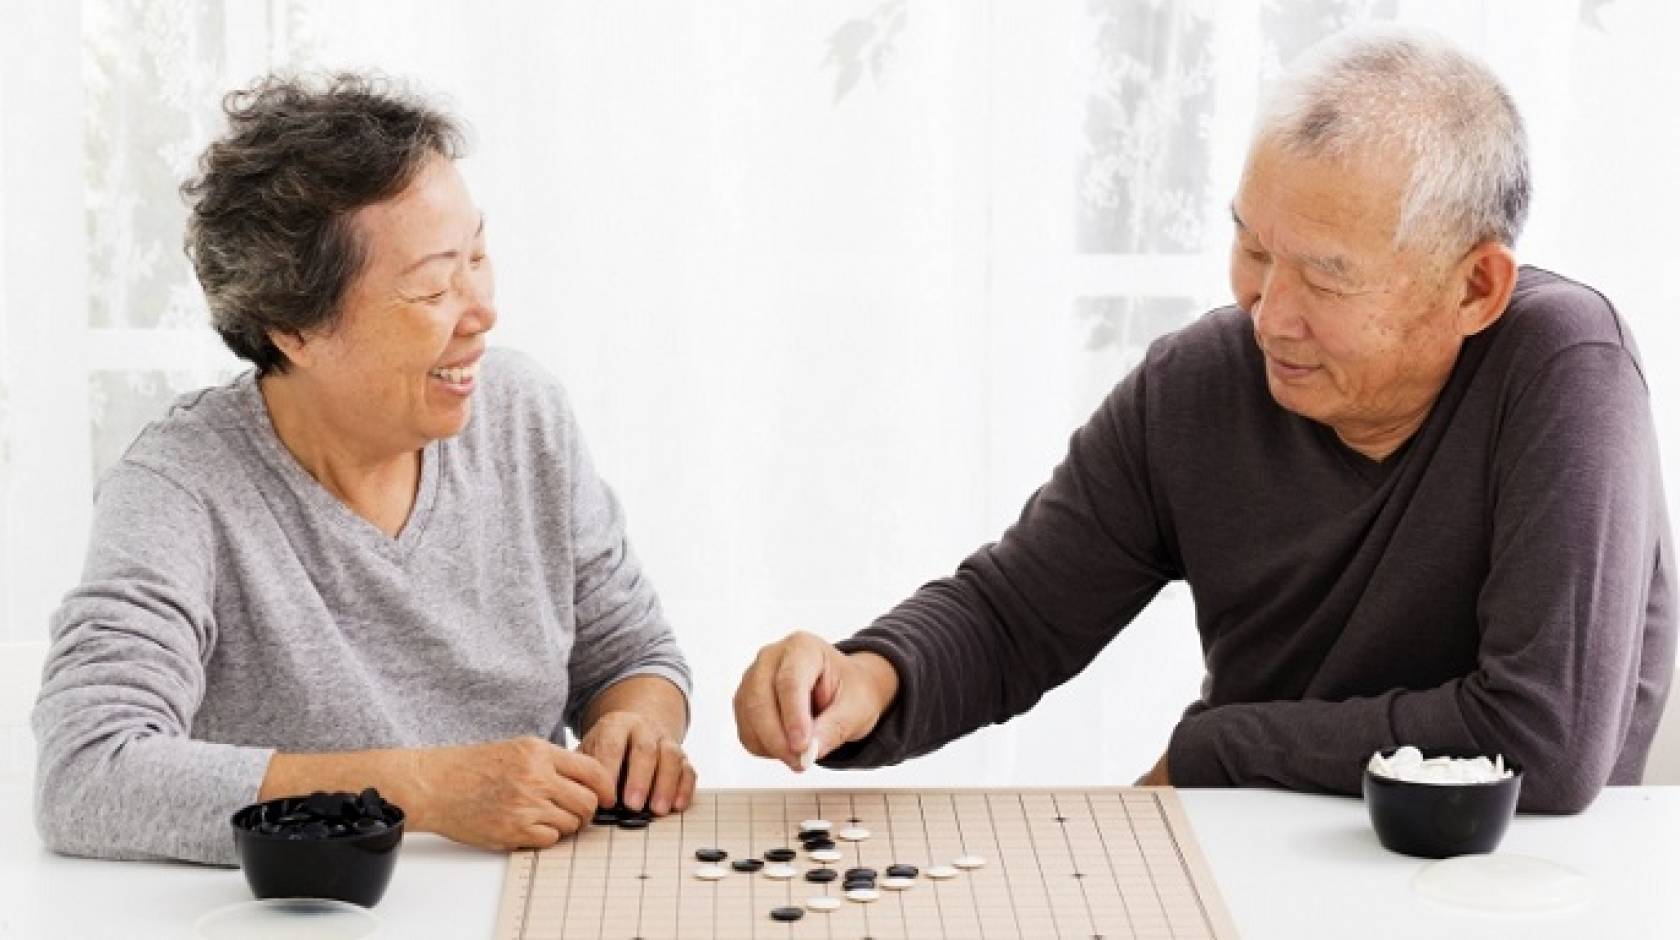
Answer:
[{"left": 268, "top": 329, "right": 314, "bottom": 369}]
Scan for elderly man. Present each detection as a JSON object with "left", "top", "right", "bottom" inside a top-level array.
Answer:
[{"left": 733, "top": 29, "right": 1674, "bottom": 812}]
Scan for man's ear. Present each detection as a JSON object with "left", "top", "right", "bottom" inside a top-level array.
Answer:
[{"left": 1453, "top": 240, "right": 1518, "bottom": 339}]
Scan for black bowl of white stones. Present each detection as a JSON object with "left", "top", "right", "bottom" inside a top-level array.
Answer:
[
  {"left": 1362, "top": 746, "right": 1522, "bottom": 859},
  {"left": 230, "top": 788, "right": 404, "bottom": 908}
]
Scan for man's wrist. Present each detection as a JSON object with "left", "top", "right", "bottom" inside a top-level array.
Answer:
[{"left": 848, "top": 650, "right": 901, "bottom": 718}]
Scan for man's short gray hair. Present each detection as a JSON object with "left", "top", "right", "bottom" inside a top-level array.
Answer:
[{"left": 1255, "top": 27, "right": 1530, "bottom": 255}]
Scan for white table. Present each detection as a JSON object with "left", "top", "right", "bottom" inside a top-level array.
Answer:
[{"left": 2, "top": 783, "right": 1675, "bottom": 939}]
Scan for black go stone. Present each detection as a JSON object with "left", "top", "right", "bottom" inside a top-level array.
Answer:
[
  {"left": 238, "top": 788, "right": 397, "bottom": 841},
  {"left": 695, "top": 848, "right": 728, "bottom": 863},
  {"left": 616, "top": 816, "right": 651, "bottom": 831},
  {"left": 843, "top": 878, "right": 877, "bottom": 892},
  {"left": 770, "top": 906, "right": 805, "bottom": 923},
  {"left": 801, "top": 838, "right": 837, "bottom": 851},
  {"left": 592, "top": 809, "right": 622, "bottom": 826},
  {"left": 797, "top": 828, "right": 829, "bottom": 841},
  {"left": 732, "top": 858, "right": 765, "bottom": 873},
  {"left": 886, "top": 864, "right": 920, "bottom": 879},
  {"left": 845, "top": 867, "right": 877, "bottom": 881},
  {"left": 805, "top": 867, "right": 838, "bottom": 883},
  {"left": 763, "top": 848, "right": 797, "bottom": 863}
]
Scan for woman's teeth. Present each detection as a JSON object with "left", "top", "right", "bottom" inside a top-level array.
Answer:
[{"left": 429, "top": 362, "right": 479, "bottom": 383}]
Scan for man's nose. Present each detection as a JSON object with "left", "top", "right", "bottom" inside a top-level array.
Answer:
[{"left": 1251, "top": 271, "right": 1308, "bottom": 342}]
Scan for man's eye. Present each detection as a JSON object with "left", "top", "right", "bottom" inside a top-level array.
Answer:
[{"left": 1244, "top": 248, "right": 1268, "bottom": 263}]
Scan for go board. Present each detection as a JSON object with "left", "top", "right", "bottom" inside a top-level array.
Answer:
[{"left": 494, "top": 787, "right": 1238, "bottom": 939}]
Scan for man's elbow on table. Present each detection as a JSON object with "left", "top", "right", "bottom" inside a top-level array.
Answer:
[
  {"left": 1498, "top": 728, "right": 1610, "bottom": 815},
  {"left": 1515, "top": 761, "right": 1604, "bottom": 815}
]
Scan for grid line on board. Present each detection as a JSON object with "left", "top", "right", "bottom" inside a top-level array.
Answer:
[
  {"left": 1050, "top": 792, "right": 1098, "bottom": 936},
  {"left": 1153, "top": 790, "right": 1219, "bottom": 935},
  {"left": 1087, "top": 791, "right": 1140, "bottom": 938},
  {"left": 982, "top": 792, "right": 1025, "bottom": 940}
]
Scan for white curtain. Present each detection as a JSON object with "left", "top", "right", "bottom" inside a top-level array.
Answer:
[{"left": 1, "top": 0, "right": 1675, "bottom": 787}]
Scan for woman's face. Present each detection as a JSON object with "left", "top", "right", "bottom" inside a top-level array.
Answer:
[{"left": 281, "top": 155, "right": 496, "bottom": 454}]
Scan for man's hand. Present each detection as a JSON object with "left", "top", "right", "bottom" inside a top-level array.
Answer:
[
  {"left": 411, "top": 737, "right": 615, "bottom": 850},
  {"left": 1136, "top": 749, "right": 1171, "bottom": 787},
  {"left": 733, "top": 631, "right": 899, "bottom": 771},
  {"left": 578, "top": 709, "right": 697, "bottom": 815}
]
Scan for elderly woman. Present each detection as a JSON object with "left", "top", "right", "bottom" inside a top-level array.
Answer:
[{"left": 32, "top": 74, "right": 694, "bottom": 865}]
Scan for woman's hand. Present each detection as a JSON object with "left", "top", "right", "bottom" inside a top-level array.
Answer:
[
  {"left": 578, "top": 709, "right": 697, "bottom": 815},
  {"left": 410, "top": 737, "right": 614, "bottom": 850}
]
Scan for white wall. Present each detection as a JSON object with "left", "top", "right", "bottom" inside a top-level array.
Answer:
[{"left": 1, "top": 0, "right": 1676, "bottom": 789}]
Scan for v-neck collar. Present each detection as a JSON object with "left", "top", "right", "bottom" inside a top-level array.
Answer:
[
  {"left": 239, "top": 372, "right": 441, "bottom": 562},
  {"left": 1317, "top": 421, "right": 1412, "bottom": 487}
]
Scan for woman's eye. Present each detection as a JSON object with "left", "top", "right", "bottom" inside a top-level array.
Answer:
[{"left": 469, "top": 253, "right": 487, "bottom": 268}]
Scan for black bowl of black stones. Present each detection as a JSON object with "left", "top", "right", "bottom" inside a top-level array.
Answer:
[{"left": 230, "top": 788, "right": 404, "bottom": 908}]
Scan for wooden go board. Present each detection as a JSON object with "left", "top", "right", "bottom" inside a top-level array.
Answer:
[{"left": 495, "top": 787, "right": 1238, "bottom": 939}]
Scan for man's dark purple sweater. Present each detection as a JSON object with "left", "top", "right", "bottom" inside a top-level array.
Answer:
[{"left": 831, "top": 267, "right": 1675, "bottom": 812}]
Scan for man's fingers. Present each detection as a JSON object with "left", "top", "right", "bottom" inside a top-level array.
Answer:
[
  {"left": 772, "top": 635, "right": 829, "bottom": 754},
  {"left": 736, "top": 651, "right": 796, "bottom": 765}
]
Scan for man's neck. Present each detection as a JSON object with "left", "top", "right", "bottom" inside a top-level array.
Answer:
[{"left": 1333, "top": 408, "right": 1430, "bottom": 463}]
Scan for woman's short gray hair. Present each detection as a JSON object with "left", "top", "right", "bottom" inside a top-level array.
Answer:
[
  {"left": 182, "top": 73, "right": 467, "bottom": 373},
  {"left": 1255, "top": 27, "right": 1529, "bottom": 256}
]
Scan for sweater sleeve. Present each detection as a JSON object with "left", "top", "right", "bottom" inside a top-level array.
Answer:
[
  {"left": 827, "top": 367, "right": 1176, "bottom": 768},
  {"left": 32, "top": 463, "right": 273, "bottom": 866},
  {"left": 1167, "top": 342, "right": 1663, "bottom": 813},
  {"left": 558, "top": 393, "right": 692, "bottom": 739}
]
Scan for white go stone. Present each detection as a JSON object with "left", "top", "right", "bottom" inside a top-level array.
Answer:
[
  {"left": 926, "top": 865, "right": 960, "bottom": 880},
  {"left": 952, "top": 855, "right": 986, "bottom": 870},
  {"left": 763, "top": 863, "right": 799, "bottom": 880},
  {"left": 881, "top": 877, "right": 916, "bottom": 891},
  {"left": 808, "top": 849, "right": 843, "bottom": 863},
  {"left": 844, "top": 888, "right": 881, "bottom": 903},
  {"left": 693, "top": 865, "right": 728, "bottom": 881},
  {"left": 800, "top": 736, "right": 821, "bottom": 771},
  {"left": 800, "top": 818, "right": 832, "bottom": 832},
  {"left": 1367, "top": 746, "right": 1514, "bottom": 785},
  {"left": 805, "top": 896, "right": 842, "bottom": 913},
  {"left": 837, "top": 827, "right": 871, "bottom": 842}
]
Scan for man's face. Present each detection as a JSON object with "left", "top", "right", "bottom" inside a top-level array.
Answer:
[{"left": 1229, "top": 137, "right": 1464, "bottom": 448}]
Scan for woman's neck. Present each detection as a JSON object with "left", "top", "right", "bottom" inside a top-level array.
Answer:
[{"left": 258, "top": 372, "right": 422, "bottom": 537}]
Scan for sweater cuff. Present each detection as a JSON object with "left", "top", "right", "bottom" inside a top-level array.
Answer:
[{"left": 1166, "top": 710, "right": 1233, "bottom": 787}]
